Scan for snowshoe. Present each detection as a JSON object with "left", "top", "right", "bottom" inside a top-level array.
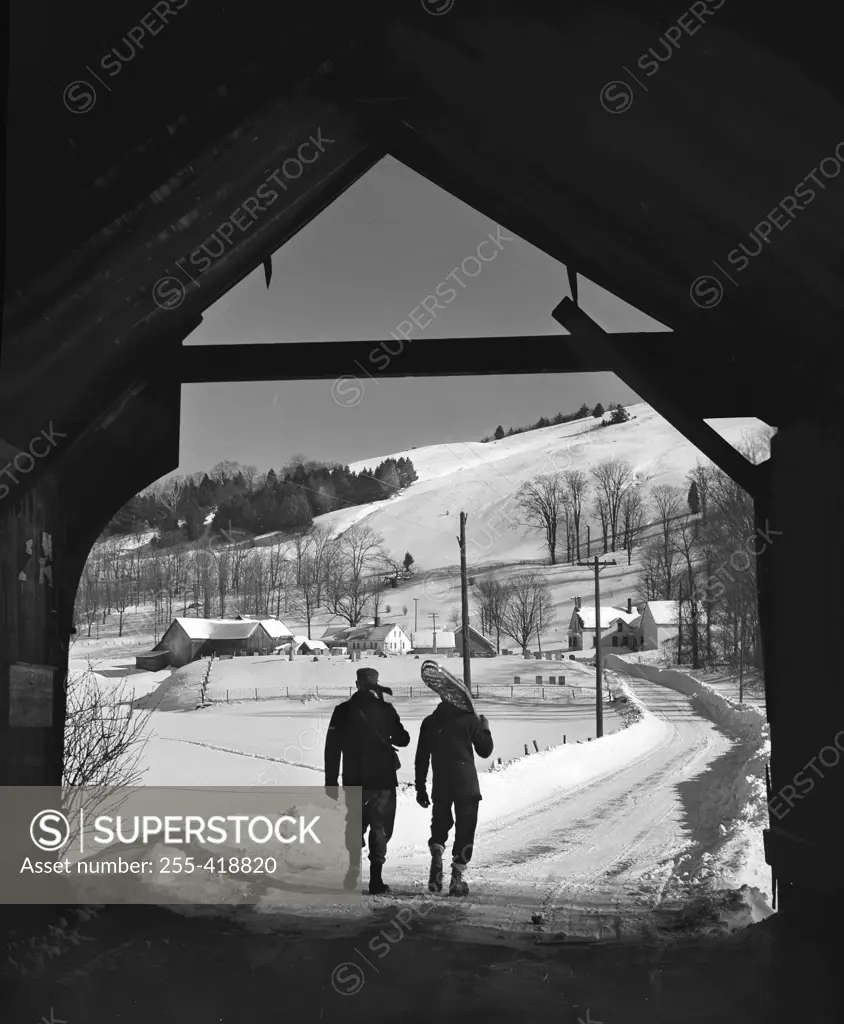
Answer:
[{"left": 421, "top": 660, "right": 475, "bottom": 713}]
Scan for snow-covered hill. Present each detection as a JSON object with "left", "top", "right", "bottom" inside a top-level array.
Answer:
[{"left": 314, "top": 402, "right": 765, "bottom": 570}]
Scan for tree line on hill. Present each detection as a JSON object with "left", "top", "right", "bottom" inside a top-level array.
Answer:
[
  {"left": 74, "top": 521, "right": 416, "bottom": 643},
  {"left": 481, "top": 401, "right": 628, "bottom": 442},
  {"left": 504, "top": 427, "right": 772, "bottom": 672},
  {"left": 102, "top": 456, "right": 418, "bottom": 544}
]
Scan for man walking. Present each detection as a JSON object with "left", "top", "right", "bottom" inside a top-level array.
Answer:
[
  {"left": 324, "top": 667, "right": 410, "bottom": 895},
  {"left": 414, "top": 700, "right": 493, "bottom": 896}
]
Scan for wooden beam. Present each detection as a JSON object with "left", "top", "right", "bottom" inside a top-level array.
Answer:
[
  {"left": 551, "top": 298, "right": 763, "bottom": 498},
  {"left": 174, "top": 334, "right": 776, "bottom": 420}
]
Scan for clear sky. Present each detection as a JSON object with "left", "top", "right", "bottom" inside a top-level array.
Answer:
[{"left": 178, "top": 156, "right": 668, "bottom": 475}]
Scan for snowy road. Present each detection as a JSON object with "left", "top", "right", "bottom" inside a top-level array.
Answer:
[{"left": 370, "top": 675, "right": 739, "bottom": 940}]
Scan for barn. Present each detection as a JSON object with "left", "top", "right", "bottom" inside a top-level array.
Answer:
[
  {"left": 153, "top": 617, "right": 274, "bottom": 667},
  {"left": 235, "top": 613, "right": 294, "bottom": 647},
  {"left": 134, "top": 649, "right": 170, "bottom": 671},
  {"left": 454, "top": 624, "right": 496, "bottom": 657}
]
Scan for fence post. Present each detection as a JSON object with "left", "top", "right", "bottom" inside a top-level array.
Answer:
[
  {"left": 563, "top": 734, "right": 566, "bottom": 744},
  {"left": 226, "top": 690, "right": 229, "bottom": 702},
  {"left": 542, "top": 688, "right": 545, "bottom": 699},
  {"left": 316, "top": 687, "right": 319, "bottom": 698},
  {"left": 533, "top": 740, "right": 539, "bottom": 752},
  {"left": 524, "top": 744, "right": 529, "bottom": 756},
  {"left": 287, "top": 687, "right": 289, "bottom": 697},
  {"left": 255, "top": 688, "right": 258, "bottom": 700},
  {"left": 511, "top": 686, "right": 513, "bottom": 698}
]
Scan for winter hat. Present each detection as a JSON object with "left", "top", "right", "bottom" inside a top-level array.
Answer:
[{"left": 356, "top": 667, "right": 393, "bottom": 698}]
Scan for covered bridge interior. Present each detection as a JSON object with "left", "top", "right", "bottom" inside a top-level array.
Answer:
[{"left": 2, "top": 0, "right": 843, "bottom": 982}]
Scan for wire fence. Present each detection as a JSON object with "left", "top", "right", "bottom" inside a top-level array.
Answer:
[{"left": 208, "top": 682, "right": 613, "bottom": 704}]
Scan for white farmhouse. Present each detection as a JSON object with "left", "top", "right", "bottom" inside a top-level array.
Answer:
[
  {"left": 638, "top": 601, "right": 680, "bottom": 650},
  {"left": 347, "top": 620, "right": 411, "bottom": 654}
]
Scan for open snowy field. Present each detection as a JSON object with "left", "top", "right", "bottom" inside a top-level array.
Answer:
[{"left": 95, "top": 665, "right": 770, "bottom": 941}]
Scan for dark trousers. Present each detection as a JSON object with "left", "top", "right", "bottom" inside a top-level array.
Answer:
[
  {"left": 345, "top": 788, "right": 396, "bottom": 867},
  {"left": 429, "top": 795, "right": 481, "bottom": 865}
]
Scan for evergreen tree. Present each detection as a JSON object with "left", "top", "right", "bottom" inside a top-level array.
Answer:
[
  {"left": 592, "top": 402, "right": 605, "bottom": 418},
  {"left": 494, "top": 425, "right": 505, "bottom": 440},
  {"left": 688, "top": 480, "right": 701, "bottom": 515}
]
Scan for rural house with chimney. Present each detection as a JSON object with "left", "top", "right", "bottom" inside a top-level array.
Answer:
[
  {"left": 567, "top": 597, "right": 639, "bottom": 650},
  {"left": 345, "top": 618, "right": 411, "bottom": 654}
]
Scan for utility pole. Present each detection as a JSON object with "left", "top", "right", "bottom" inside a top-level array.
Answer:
[
  {"left": 414, "top": 597, "right": 419, "bottom": 633},
  {"left": 429, "top": 613, "right": 438, "bottom": 655},
  {"left": 458, "top": 512, "right": 472, "bottom": 695},
  {"left": 586, "top": 524, "right": 591, "bottom": 558},
  {"left": 739, "top": 612, "right": 745, "bottom": 704},
  {"left": 577, "top": 554, "right": 616, "bottom": 738}
]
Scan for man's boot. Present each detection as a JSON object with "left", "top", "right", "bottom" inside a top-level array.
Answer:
[
  {"left": 428, "top": 844, "right": 445, "bottom": 893},
  {"left": 449, "top": 860, "right": 469, "bottom": 897},
  {"left": 368, "top": 861, "right": 390, "bottom": 895}
]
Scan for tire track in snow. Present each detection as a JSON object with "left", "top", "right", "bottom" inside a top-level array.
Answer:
[
  {"left": 157, "top": 735, "right": 323, "bottom": 773},
  {"left": 420, "top": 677, "right": 735, "bottom": 939}
]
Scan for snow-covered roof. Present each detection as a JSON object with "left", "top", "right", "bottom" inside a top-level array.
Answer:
[
  {"left": 288, "top": 634, "right": 331, "bottom": 651},
  {"left": 411, "top": 630, "right": 456, "bottom": 648},
  {"left": 645, "top": 601, "right": 680, "bottom": 625},
  {"left": 573, "top": 607, "right": 638, "bottom": 630},
  {"left": 344, "top": 623, "right": 409, "bottom": 642},
  {"left": 172, "top": 617, "right": 264, "bottom": 640},
  {"left": 234, "top": 614, "right": 293, "bottom": 638},
  {"left": 292, "top": 636, "right": 328, "bottom": 650},
  {"left": 258, "top": 619, "right": 294, "bottom": 639}
]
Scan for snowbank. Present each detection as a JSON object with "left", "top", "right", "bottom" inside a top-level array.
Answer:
[
  {"left": 385, "top": 703, "right": 672, "bottom": 857},
  {"left": 604, "top": 653, "right": 773, "bottom": 913},
  {"left": 604, "top": 654, "right": 767, "bottom": 746}
]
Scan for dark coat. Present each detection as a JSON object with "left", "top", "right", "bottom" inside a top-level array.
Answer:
[
  {"left": 414, "top": 701, "right": 494, "bottom": 801},
  {"left": 324, "top": 690, "right": 410, "bottom": 789}
]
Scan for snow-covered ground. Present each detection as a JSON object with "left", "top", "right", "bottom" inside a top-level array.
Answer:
[
  {"left": 69, "top": 646, "right": 772, "bottom": 940},
  {"left": 68, "top": 401, "right": 773, "bottom": 938}
]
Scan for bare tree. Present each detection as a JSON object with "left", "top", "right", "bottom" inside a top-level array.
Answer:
[
  {"left": 563, "top": 469, "right": 590, "bottom": 561},
  {"left": 210, "top": 461, "right": 242, "bottom": 482},
  {"left": 293, "top": 555, "right": 321, "bottom": 638},
  {"left": 650, "top": 484, "right": 685, "bottom": 597},
  {"left": 327, "top": 525, "right": 385, "bottom": 626},
  {"left": 619, "top": 485, "right": 648, "bottom": 565},
  {"left": 636, "top": 537, "right": 673, "bottom": 604},
  {"left": 593, "top": 494, "right": 609, "bottom": 554},
  {"left": 63, "top": 662, "right": 151, "bottom": 788},
  {"left": 591, "top": 458, "right": 633, "bottom": 551},
  {"left": 155, "top": 476, "right": 184, "bottom": 527},
  {"left": 241, "top": 464, "right": 259, "bottom": 490},
  {"left": 672, "top": 515, "right": 703, "bottom": 667},
  {"left": 498, "top": 571, "right": 555, "bottom": 657},
  {"left": 474, "top": 576, "right": 511, "bottom": 653},
  {"left": 216, "top": 546, "right": 231, "bottom": 617},
  {"left": 515, "top": 475, "right": 567, "bottom": 564}
]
